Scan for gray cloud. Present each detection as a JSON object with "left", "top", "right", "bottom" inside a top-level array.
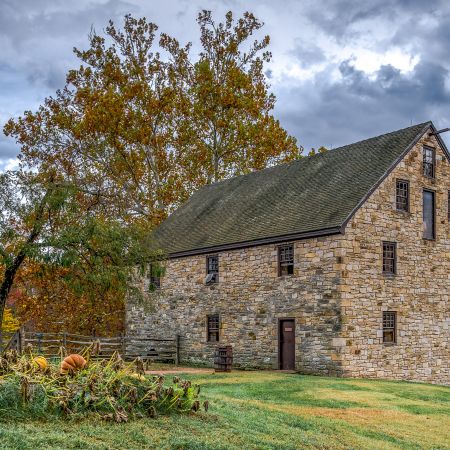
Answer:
[
  {"left": 290, "top": 41, "right": 326, "bottom": 68},
  {"left": 276, "top": 59, "right": 450, "bottom": 150},
  {"left": 305, "top": 0, "right": 447, "bottom": 43},
  {"left": 0, "top": 133, "right": 18, "bottom": 159}
]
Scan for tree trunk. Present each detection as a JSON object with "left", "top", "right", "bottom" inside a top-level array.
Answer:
[
  {"left": 0, "top": 186, "right": 52, "bottom": 326},
  {"left": 0, "top": 251, "right": 27, "bottom": 328}
]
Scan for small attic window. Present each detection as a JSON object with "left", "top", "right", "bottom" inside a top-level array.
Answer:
[{"left": 423, "top": 146, "right": 435, "bottom": 178}]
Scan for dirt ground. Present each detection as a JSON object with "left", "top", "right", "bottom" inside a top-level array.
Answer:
[{"left": 145, "top": 366, "right": 215, "bottom": 375}]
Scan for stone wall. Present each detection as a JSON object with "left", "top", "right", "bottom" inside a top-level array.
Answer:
[
  {"left": 127, "top": 130, "right": 449, "bottom": 384},
  {"left": 338, "top": 133, "right": 449, "bottom": 385},
  {"left": 127, "top": 234, "right": 346, "bottom": 374}
]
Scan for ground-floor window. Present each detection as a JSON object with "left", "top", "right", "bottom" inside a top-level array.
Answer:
[
  {"left": 207, "top": 315, "right": 220, "bottom": 342},
  {"left": 382, "top": 311, "right": 397, "bottom": 344}
]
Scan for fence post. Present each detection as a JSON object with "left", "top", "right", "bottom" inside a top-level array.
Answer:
[
  {"left": 121, "top": 333, "right": 126, "bottom": 358},
  {"left": 38, "top": 333, "right": 43, "bottom": 353},
  {"left": 175, "top": 334, "right": 180, "bottom": 365},
  {"left": 19, "top": 326, "right": 25, "bottom": 353}
]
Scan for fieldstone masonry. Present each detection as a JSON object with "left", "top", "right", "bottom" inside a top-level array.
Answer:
[
  {"left": 127, "top": 131, "right": 449, "bottom": 385},
  {"left": 339, "top": 132, "right": 449, "bottom": 385}
]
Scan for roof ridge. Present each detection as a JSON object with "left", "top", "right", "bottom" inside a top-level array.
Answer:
[
  {"left": 330, "top": 121, "right": 431, "bottom": 154},
  {"left": 199, "top": 121, "right": 432, "bottom": 190}
]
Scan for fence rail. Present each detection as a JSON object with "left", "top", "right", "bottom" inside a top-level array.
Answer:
[{"left": 1, "top": 329, "right": 180, "bottom": 363}]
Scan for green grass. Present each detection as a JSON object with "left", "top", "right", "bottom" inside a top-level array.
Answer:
[{"left": 0, "top": 371, "right": 449, "bottom": 449}]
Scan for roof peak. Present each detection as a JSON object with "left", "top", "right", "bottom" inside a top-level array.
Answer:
[{"left": 203, "top": 121, "right": 432, "bottom": 189}]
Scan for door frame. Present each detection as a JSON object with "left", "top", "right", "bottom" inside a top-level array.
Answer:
[{"left": 278, "top": 317, "right": 295, "bottom": 370}]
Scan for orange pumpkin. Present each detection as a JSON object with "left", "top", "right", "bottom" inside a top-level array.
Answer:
[
  {"left": 33, "top": 356, "right": 48, "bottom": 371},
  {"left": 60, "top": 354, "right": 87, "bottom": 374}
]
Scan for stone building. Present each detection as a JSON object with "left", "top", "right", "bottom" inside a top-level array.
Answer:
[{"left": 126, "top": 121, "right": 449, "bottom": 384}]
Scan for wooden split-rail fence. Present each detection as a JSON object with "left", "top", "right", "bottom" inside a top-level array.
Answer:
[
  {"left": 0, "top": 329, "right": 180, "bottom": 364},
  {"left": 0, "top": 331, "right": 15, "bottom": 354}
]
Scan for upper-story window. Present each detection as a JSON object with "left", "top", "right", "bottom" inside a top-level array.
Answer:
[
  {"left": 206, "top": 255, "right": 219, "bottom": 284},
  {"left": 278, "top": 244, "right": 294, "bottom": 276},
  {"left": 382, "top": 241, "right": 396, "bottom": 275},
  {"left": 448, "top": 190, "right": 450, "bottom": 223},
  {"left": 423, "top": 146, "right": 435, "bottom": 178},
  {"left": 148, "top": 263, "right": 161, "bottom": 291},
  {"left": 423, "top": 190, "right": 436, "bottom": 240},
  {"left": 395, "top": 180, "right": 409, "bottom": 212}
]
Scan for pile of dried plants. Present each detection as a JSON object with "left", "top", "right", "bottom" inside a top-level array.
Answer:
[{"left": 0, "top": 349, "right": 207, "bottom": 422}]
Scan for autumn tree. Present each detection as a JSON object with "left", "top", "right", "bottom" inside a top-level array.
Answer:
[
  {"left": 165, "top": 10, "right": 301, "bottom": 185},
  {"left": 5, "top": 16, "right": 184, "bottom": 227},
  {"left": 12, "top": 263, "right": 125, "bottom": 335},
  {"left": 1, "top": 308, "right": 19, "bottom": 333},
  {"left": 308, "top": 146, "right": 328, "bottom": 156},
  {"left": 6, "top": 11, "right": 300, "bottom": 223},
  {"left": 3, "top": 11, "right": 300, "bottom": 332},
  {"left": 0, "top": 171, "right": 159, "bottom": 330}
]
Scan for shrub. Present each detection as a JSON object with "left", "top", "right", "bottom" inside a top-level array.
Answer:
[
  {"left": 1, "top": 308, "right": 19, "bottom": 333},
  {"left": 0, "top": 350, "right": 207, "bottom": 422}
]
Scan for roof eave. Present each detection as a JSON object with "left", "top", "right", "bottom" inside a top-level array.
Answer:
[{"left": 167, "top": 226, "right": 343, "bottom": 259}]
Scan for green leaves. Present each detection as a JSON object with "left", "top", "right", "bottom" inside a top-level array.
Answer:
[
  {"left": 0, "top": 352, "right": 205, "bottom": 421},
  {"left": 0, "top": 172, "right": 162, "bottom": 333}
]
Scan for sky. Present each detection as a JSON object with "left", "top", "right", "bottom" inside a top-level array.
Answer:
[{"left": 1, "top": 0, "right": 450, "bottom": 171}]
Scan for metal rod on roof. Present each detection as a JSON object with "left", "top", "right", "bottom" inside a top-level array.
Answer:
[{"left": 429, "top": 128, "right": 450, "bottom": 136}]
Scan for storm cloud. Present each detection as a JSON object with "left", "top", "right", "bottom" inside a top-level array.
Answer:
[{"left": 1, "top": 0, "right": 449, "bottom": 169}]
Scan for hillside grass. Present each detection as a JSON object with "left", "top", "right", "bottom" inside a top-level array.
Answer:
[{"left": 0, "top": 371, "right": 449, "bottom": 449}]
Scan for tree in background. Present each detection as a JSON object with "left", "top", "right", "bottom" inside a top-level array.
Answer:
[
  {"left": 6, "top": 11, "right": 300, "bottom": 223},
  {"left": 1, "top": 308, "right": 19, "bottom": 333},
  {"left": 166, "top": 11, "right": 300, "bottom": 185},
  {"left": 13, "top": 263, "right": 125, "bottom": 335},
  {"left": 5, "top": 16, "right": 181, "bottom": 227},
  {"left": 308, "top": 146, "right": 329, "bottom": 156}
]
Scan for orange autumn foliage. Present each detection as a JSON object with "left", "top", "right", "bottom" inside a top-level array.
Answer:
[{"left": 13, "top": 263, "right": 124, "bottom": 336}]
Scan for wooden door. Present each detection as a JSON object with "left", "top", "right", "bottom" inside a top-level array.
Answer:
[{"left": 279, "top": 319, "right": 295, "bottom": 370}]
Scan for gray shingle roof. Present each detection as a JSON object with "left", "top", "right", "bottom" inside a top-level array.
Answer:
[{"left": 155, "top": 122, "right": 433, "bottom": 256}]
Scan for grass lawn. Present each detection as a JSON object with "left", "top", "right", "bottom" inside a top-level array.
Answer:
[{"left": 0, "top": 371, "right": 449, "bottom": 449}]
